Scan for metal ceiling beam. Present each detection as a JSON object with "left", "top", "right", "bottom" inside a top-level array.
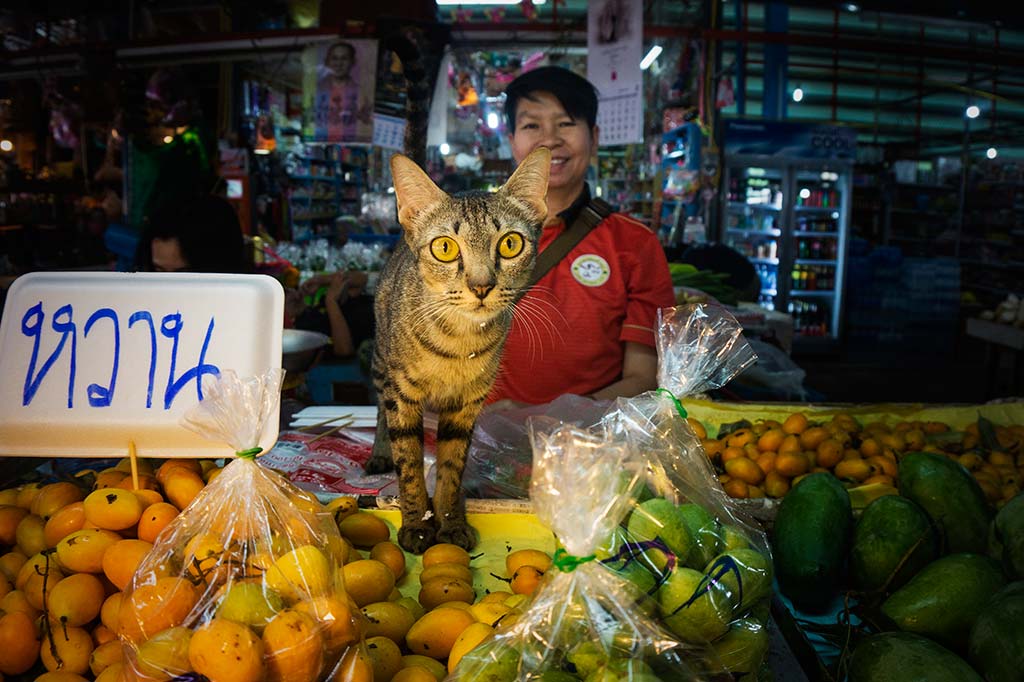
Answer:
[{"left": 704, "top": 28, "right": 1024, "bottom": 68}]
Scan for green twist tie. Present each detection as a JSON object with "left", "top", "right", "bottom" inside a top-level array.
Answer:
[
  {"left": 552, "top": 548, "right": 596, "bottom": 573},
  {"left": 657, "top": 388, "right": 688, "bottom": 419},
  {"left": 236, "top": 447, "right": 263, "bottom": 460}
]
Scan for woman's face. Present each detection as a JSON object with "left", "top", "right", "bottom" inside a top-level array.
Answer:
[
  {"left": 326, "top": 45, "right": 354, "bottom": 78},
  {"left": 509, "top": 91, "right": 597, "bottom": 196},
  {"left": 151, "top": 237, "right": 188, "bottom": 272}
]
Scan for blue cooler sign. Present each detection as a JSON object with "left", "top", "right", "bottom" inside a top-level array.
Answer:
[{"left": 724, "top": 120, "right": 856, "bottom": 160}]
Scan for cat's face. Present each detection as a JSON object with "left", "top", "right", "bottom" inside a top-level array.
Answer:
[{"left": 391, "top": 148, "right": 551, "bottom": 322}]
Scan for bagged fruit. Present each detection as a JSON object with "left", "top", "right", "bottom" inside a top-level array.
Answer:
[
  {"left": 118, "top": 370, "right": 363, "bottom": 682},
  {"left": 593, "top": 304, "right": 774, "bottom": 676},
  {"left": 450, "top": 423, "right": 716, "bottom": 681}
]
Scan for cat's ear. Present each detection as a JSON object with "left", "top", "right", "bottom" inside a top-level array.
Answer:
[
  {"left": 500, "top": 147, "right": 550, "bottom": 223},
  {"left": 390, "top": 153, "right": 445, "bottom": 228}
]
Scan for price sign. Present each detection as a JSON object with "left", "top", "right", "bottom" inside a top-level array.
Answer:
[{"left": 0, "top": 272, "right": 284, "bottom": 458}]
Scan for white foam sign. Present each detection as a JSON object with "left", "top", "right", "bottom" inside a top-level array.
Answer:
[{"left": 0, "top": 272, "right": 284, "bottom": 458}]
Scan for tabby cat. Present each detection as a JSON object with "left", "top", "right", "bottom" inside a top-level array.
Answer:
[{"left": 367, "top": 147, "right": 550, "bottom": 553}]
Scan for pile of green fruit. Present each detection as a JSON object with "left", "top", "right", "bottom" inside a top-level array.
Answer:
[
  {"left": 668, "top": 263, "right": 739, "bottom": 306},
  {"left": 452, "top": 483, "right": 775, "bottom": 681},
  {"left": 772, "top": 452, "right": 1024, "bottom": 682}
]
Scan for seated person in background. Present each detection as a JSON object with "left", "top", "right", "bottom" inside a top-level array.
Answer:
[
  {"left": 488, "top": 67, "right": 676, "bottom": 407},
  {"left": 135, "top": 194, "right": 249, "bottom": 273},
  {"left": 291, "top": 270, "right": 375, "bottom": 359},
  {"left": 678, "top": 243, "right": 761, "bottom": 304}
]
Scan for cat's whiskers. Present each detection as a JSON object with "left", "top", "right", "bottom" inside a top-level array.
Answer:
[
  {"left": 511, "top": 297, "right": 564, "bottom": 362},
  {"left": 407, "top": 297, "right": 452, "bottom": 336}
]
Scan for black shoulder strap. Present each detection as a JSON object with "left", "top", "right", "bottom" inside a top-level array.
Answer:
[{"left": 528, "top": 198, "right": 614, "bottom": 287}]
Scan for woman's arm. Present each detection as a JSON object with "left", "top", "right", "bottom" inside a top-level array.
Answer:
[
  {"left": 324, "top": 272, "right": 356, "bottom": 357},
  {"left": 589, "top": 342, "right": 659, "bottom": 400}
]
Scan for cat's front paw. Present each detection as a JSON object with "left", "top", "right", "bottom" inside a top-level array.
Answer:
[
  {"left": 364, "top": 453, "right": 394, "bottom": 474},
  {"left": 436, "top": 521, "right": 478, "bottom": 551},
  {"left": 398, "top": 522, "right": 438, "bottom": 554}
]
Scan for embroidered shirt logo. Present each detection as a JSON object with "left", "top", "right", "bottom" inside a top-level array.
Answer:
[{"left": 571, "top": 254, "right": 611, "bottom": 287}]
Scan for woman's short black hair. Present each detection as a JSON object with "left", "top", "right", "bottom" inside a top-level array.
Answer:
[
  {"left": 504, "top": 66, "right": 599, "bottom": 132},
  {"left": 136, "top": 194, "right": 247, "bottom": 273}
]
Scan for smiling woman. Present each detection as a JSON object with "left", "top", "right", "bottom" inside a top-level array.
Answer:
[{"left": 487, "top": 66, "right": 676, "bottom": 407}]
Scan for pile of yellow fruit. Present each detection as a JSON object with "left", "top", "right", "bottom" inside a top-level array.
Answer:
[
  {"left": 691, "top": 414, "right": 1024, "bottom": 506},
  {"left": 0, "top": 457, "right": 556, "bottom": 682},
  {"left": 0, "top": 457, "right": 224, "bottom": 682}
]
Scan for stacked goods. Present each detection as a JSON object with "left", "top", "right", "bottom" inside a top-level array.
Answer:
[
  {"left": 771, "top": 455, "right": 1024, "bottom": 682},
  {"left": 697, "top": 411, "right": 1023, "bottom": 507}
]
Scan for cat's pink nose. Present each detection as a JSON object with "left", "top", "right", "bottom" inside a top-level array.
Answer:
[{"left": 472, "top": 284, "right": 494, "bottom": 300}]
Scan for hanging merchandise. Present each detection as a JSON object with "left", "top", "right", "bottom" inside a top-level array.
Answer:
[{"left": 303, "top": 39, "right": 378, "bottom": 144}]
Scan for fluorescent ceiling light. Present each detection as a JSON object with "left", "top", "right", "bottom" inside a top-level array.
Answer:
[
  {"left": 0, "top": 140, "right": 12, "bottom": 152},
  {"left": 986, "top": 147, "right": 998, "bottom": 159},
  {"left": 844, "top": 3, "right": 860, "bottom": 11},
  {"left": 253, "top": 148, "right": 271, "bottom": 155},
  {"left": 792, "top": 87, "right": 804, "bottom": 102},
  {"left": 966, "top": 105, "right": 980, "bottom": 119},
  {"left": 439, "top": 143, "right": 450, "bottom": 155},
  {"left": 163, "top": 135, "right": 173, "bottom": 144},
  {"left": 640, "top": 45, "right": 662, "bottom": 70},
  {"left": 799, "top": 188, "right": 811, "bottom": 199},
  {"left": 486, "top": 112, "right": 500, "bottom": 129}
]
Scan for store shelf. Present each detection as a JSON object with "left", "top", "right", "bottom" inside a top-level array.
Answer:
[
  {"left": 291, "top": 175, "right": 337, "bottom": 182},
  {"left": 890, "top": 208, "right": 950, "bottom": 217},
  {"left": 795, "top": 258, "right": 837, "bottom": 265},
  {"left": 793, "top": 231, "right": 839, "bottom": 237},
  {"left": 750, "top": 257, "right": 779, "bottom": 264},
  {"left": 895, "top": 182, "right": 950, "bottom": 190},
  {"left": 968, "top": 283, "right": 1020, "bottom": 296},
  {"left": 889, "top": 236, "right": 936, "bottom": 243},
  {"left": 790, "top": 290, "right": 835, "bottom": 297},
  {"left": 961, "top": 259, "right": 1024, "bottom": 270},
  {"left": 794, "top": 206, "right": 840, "bottom": 213},
  {"left": 761, "top": 288, "right": 778, "bottom": 295},
  {"left": 727, "top": 227, "right": 782, "bottom": 236},
  {"left": 728, "top": 202, "right": 782, "bottom": 212}
]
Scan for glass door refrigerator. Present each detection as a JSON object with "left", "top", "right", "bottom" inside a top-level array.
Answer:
[{"left": 720, "top": 120, "right": 856, "bottom": 350}]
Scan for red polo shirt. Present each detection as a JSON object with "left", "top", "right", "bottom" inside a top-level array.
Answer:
[{"left": 488, "top": 210, "right": 676, "bottom": 405}]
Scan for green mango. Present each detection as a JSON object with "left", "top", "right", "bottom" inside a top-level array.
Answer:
[
  {"left": 881, "top": 552, "right": 1005, "bottom": 648},
  {"left": 657, "top": 567, "right": 731, "bottom": 644},
  {"left": 968, "top": 581, "right": 1024, "bottom": 682},
  {"left": 848, "top": 632, "right": 982, "bottom": 682},
  {"left": 710, "top": 618, "right": 770, "bottom": 674},
  {"left": 626, "top": 498, "right": 694, "bottom": 571},
  {"left": 676, "top": 503, "right": 721, "bottom": 569},
  {"left": 703, "top": 548, "right": 773, "bottom": 615}
]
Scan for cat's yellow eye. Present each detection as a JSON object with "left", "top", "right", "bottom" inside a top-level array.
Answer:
[
  {"left": 430, "top": 236, "right": 460, "bottom": 262},
  {"left": 498, "top": 232, "right": 524, "bottom": 258}
]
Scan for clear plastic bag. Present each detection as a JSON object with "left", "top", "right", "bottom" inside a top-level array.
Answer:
[
  {"left": 591, "top": 304, "right": 773, "bottom": 676},
  {"left": 464, "top": 394, "right": 611, "bottom": 499},
  {"left": 450, "top": 423, "right": 716, "bottom": 681},
  {"left": 453, "top": 304, "right": 774, "bottom": 679},
  {"left": 119, "top": 370, "right": 362, "bottom": 682}
]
